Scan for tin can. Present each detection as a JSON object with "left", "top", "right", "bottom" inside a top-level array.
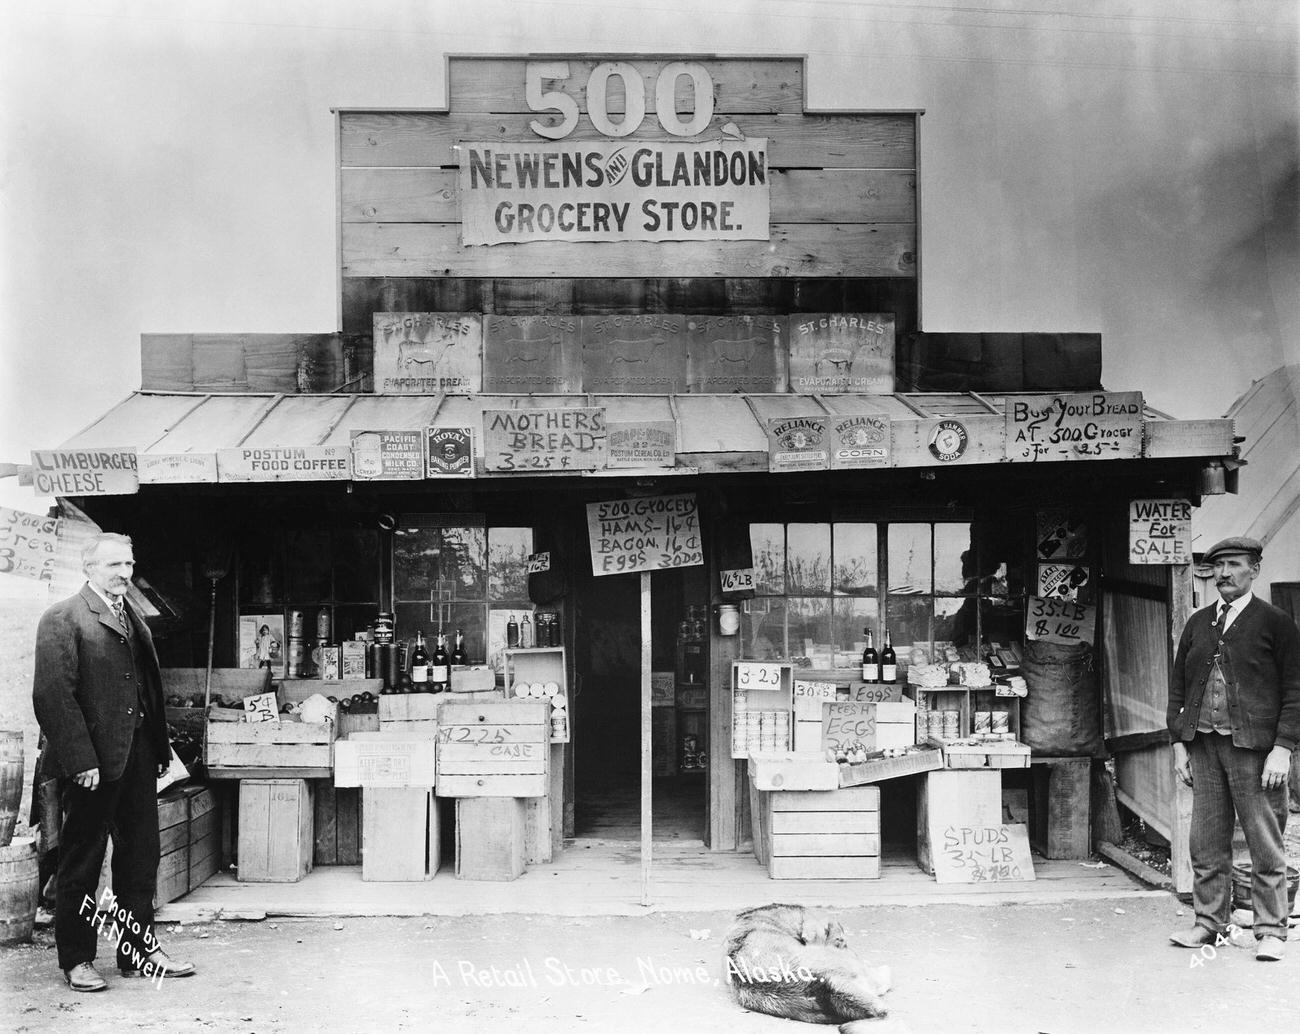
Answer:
[
  {"left": 991, "top": 710, "right": 1010, "bottom": 734},
  {"left": 373, "top": 612, "right": 395, "bottom": 644},
  {"left": 973, "top": 710, "right": 992, "bottom": 734},
  {"left": 942, "top": 710, "right": 960, "bottom": 739},
  {"left": 288, "top": 610, "right": 305, "bottom": 638},
  {"left": 316, "top": 609, "right": 331, "bottom": 641},
  {"left": 683, "top": 734, "right": 699, "bottom": 754},
  {"left": 927, "top": 711, "right": 945, "bottom": 739},
  {"left": 287, "top": 637, "right": 309, "bottom": 678}
]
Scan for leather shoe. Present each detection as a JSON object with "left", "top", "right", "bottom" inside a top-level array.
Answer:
[
  {"left": 120, "top": 948, "right": 196, "bottom": 978},
  {"left": 64, "top": 962, "right": 108, "bottom": 992},
  {"left": 1169, "top": 926, "right": 1218, "bottom": 948},
  {"left": 1256, "top": 935, "right": 1286, "bottom": 961}
]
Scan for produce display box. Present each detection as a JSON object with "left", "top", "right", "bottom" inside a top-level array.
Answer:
[
  {"left": 935, "top": 738, "right": 1031, "bottom": 769},
  {"left": 205, "top": 719, "right": 335, "bottom": 779},
  {"left": 237, "top": 778, "right": 313, "bottom": 883},
  {"left": 99, "top": 784, "right": 222, "bottom": 905},
  {"left": 916, "top": 769, "right": 1002, "bottom": 875},
  {"left": 756, "top": 785, "right": 882, "bottom": 880},
  {"left": 335, "top": 732, "right": 438, "bottom": 788},
  {"left": 436, "top": 701, "right": 550, "bottom": 797},
  {"left": 1029, "top": 755, "right": 1091, "bottom": 860},
  {"left": 748, "top": 752, "right": 839, "bottom": 792},
  {"left": 836, "top": 744, "right": 944, "bottom": 787}
]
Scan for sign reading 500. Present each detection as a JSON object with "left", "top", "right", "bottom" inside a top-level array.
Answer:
[{"left": 526, "top": 61, "right": 715, "bottom": 139}]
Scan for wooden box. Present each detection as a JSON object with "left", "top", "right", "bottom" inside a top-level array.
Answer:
[
  {"left": 361, "top": 787, "right": 439, "bottom": 881},
  {"left": 337, "top": 711, "right": 381, "bottom": 738},
  {"left": 731, "top": 661, "right": 794, "bottom": 759},
  {"left": 156, "top": 789, "right": 192, "bottom": 904},
  {"left": 100, "top": 785, "right": 223, "bottom": 905},
  {"left": 185, "top": 785, "right": 221, "bottom": 890},
  {"left": 313, "top": 783, "right": 362, "bottom": 865},
  {"left": 162, "top": 666, "right": 271, "bottom": 708},
  {"left": 206, "top": 719, "right": 334, "bottom": 778},
  {"left": 763, "top": 786, "right": 881, "bottom": 880},
  {"left": 237, "top": 778, "right": 313, "bottom": 882},
  {"left": 456, "top": 796, "right": 526, "bottom": 881},
  {"left": 836, "top": 744, "right": 945, "bottom": 787},
  {"left": 504, "top": 648, "right": 569, "bottom": 743},
  {"left": 940, "top": 739, "right": 1032, "bottom": 769},
  {"left": 436, "top": 701, "right": 550, "bottom": 797},
  {"left": 1030, "top": 756, "right": 1091, "bottom": 860},
  {"left": 335, "top": 734, "right": 438, "bottom": 788},
  {"left": 749, "top": 752, "right": 839, "bottom": 792},
  {"left": 916, "top": 770, "right": 1002, "bottom": 875}
]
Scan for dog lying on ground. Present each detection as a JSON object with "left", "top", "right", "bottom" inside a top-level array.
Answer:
[{"left": 722, "top": 904, "right": 892, "bottom": 1031}]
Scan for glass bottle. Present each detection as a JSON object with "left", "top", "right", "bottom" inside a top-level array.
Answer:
[
  {"left": 506, "top": 613, "right": 520, "bottom": 649},
  {"left": 430, "top": 633, "right": 450, "bottom": 693},
  {"left": 861, "top": 629, "right": 879, "bottom": 684},
  {"left": 520, "top": 612, "right": 533, "bottom": 648},
  {"left": 451, "top": 629, "right": 467, "bottom": 666},
  {"left": 880, "top": 628, "right": 898, "bottom": 685},
  {"left": 410, "top": 631, "right": 430, "bottom": 690}
]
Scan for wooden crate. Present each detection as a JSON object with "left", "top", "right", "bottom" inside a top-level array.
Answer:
[
  {"left": 206, "top": 720, "right": 334, "bottom": 778},
  {"left": 504, "top": 648, "right": 569, "bottom": 743},
  {"left": 313, "top": 783, "right": 362, "bottom": 865},
  {"left": 764, "top": 786, "right": 881, "bottom": 880},
  {"left": 916, "top": 770, "right": 1002, "bottom": 875},
  {"left": 98, "top": 785, "right": 223, "bottom": 905},
  {"left": 1030, "top": 756, "right": 1091, "bottom": 860},
  {"left": 436, "top": 701, "right": 550, "bottom": 797},
  {"left": 749, "top": 752, "right": 839, "bottom": 792},
  {"left": 162, "top": 666, "right": 271, "bottom": 707},
  {"left": 335, "top": 734, "right": 438, "bottom": 788},
  {"left": 836, "top": 744, "right": 944, "bottom": 787},
  {"left": 237, "top": 779, "right": 313, "bottom": 882},
  {"left": 337, "top": 711, "right": 381, "bottom": 738},
  {"left": 361, "top": 787, "right": 439, "bottom": 881},
  {"left": 156, "top": 789, "right": 191, "bottom": 903},
  {"left": 941, "top": 739, "right": 1031, "bottom": 769},
  {"left": 185, "top": 785, "right": 221, "bottom": 890},
  {"left": 456, "top": 796, "right": 526, "bottom": 881}
]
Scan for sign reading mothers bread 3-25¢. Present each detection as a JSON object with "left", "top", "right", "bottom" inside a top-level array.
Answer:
[
  {"left": 586, "top": 493, "right": 702, "bottom": 576},
  {"left": 484, "top": 407, "right": 607, "bottom": 472}
]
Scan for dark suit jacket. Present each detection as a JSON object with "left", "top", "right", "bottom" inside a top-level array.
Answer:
[
  {"left": 32, "top": 585, "right": 168, "bottom": 781},
  {"left": 1167, "top": 595, "right": 1300, "bottom": 752}
]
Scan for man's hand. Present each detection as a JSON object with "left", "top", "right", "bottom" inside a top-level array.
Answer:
[
  {"left": 73, "top": 768, "right": 100, "bottom": 791},
  {"left": 157, "top": 761, "right": 170, "bottom": 778},
  {"left": 1172, "top": 742, "right": 1193, "bottom": 787},
  {"left": 1262, "top": 745, "right": 1291, "bottom": 791}
]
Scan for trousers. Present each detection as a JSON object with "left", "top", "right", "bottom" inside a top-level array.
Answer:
[
  {"left": 1187, "top": 732, "right": 1290, "bottom": 940},
  {"left": 54, "top": 730, "right": 160, "bottom": 971}
]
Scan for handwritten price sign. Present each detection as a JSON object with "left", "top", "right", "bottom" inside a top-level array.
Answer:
[
  {"left": 934, "top": 824, "right": 1035, "bottom": 884},
  {"left": 243, "top": 692, "right": 280, "bottom": 724},
  {"left": 526, "top": 551, "right": 551, "bottom": 574},
  {"left": 1026, "top": 596, "right": 1096, "bottom": 646},
  {"left": 735, "top": 662, "right": 784, "bottom": 691},
  {"left": 720, "top": 568, "right": 755, "bottom": 593}
]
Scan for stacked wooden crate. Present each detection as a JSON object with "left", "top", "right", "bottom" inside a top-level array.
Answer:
[
  {"left": 236, "top": 778, "right": 314, "bottom": 882},
  {"left": 99, "top": 785, "right": 222, "bottom": 905},
  {"left": 760, "top": 786, "right": 882, "bottom": 880}
]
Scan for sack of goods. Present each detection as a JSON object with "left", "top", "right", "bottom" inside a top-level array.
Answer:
[{"left": 907, "top": 664, "right": 949, "bottom": 688}]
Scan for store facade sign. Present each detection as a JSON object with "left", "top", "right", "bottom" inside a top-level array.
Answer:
[
  {"left": 1006, "top": 391, "right": 1143, "bottom": 462},
  {"left": 372, "top": 313, "right": 482, "bottom": 394},
  {"left": 788, "top": 314, "right": 895, "bottom": 394},
  {"left": 137, "top": 452, "right": 218, "bottom": 485},
  {"left": 1037, "top": 563, "right": 1089, "bottom": 599},
  {"left": 351, "top": 430, "right": 425, "bottom": 480},
  {"left": 459, "top": 138, "right": 769, "bottom": 245},
  {"left": 766, "top": 416, "right": 830, "bottom": 472},
  {"left": 606, "top": 420, "right": 676, "bottom": 469},
  {"left": 586, "top": 493, "right": 702, "bottom": 576},
  {"left": 216, "top": 446, "right": 351, "bottom": 482},
  {"left": 484, "top": 407, "right": 607, "bottom": 472},
  {"left": 581, "top": 314, "right": 688, "bottom": 394},
  {"left": 1129, "top": 498, "right": 1192, "bottom": 564},
  {"left": 483, "top": 314, "right": 582, "bottom": 393},
  {"left": 425, "top": 426, "right": 475, "bottom": 478},
  {"left": 830, "top": 414, "right": 890, "bottom": 469},
  {"left": 31, "top": 449, "right": 139, "bottom": 496},
  {"left": 0, "top": 505, "right": 61, "bottom": 582},
  {"left": 686, "top": 315, "right": 787, "bottom": 392},
  {"left": 927, "top": 420, "right": 969, "bottom": 462}
]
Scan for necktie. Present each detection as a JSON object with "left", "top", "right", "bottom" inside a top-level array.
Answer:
[
  {"left": 112, "top": 598, "right": 129, "bottom": 633},
  {"left": 1213, "top": 604, "right": 1227, "bottom": 639}
]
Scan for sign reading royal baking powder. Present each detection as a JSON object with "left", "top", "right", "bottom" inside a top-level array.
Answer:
[
  {"left": 460, "top": 138, "right": 769, "bottom": 245},
  {"left": 217, "top": 446, "right": 351, "bottom": 482}
]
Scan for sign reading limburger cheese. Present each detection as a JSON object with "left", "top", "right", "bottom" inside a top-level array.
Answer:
[
  {"left": 460, "top": 139, "right": 769, "bottom": 245},
  {"left": 31, "top": 449, "right": 139, "bottom": 496},
  {"left": 483, "top": 407, "right": 607, "bottom": 472},
  {"left": 1006, "top": 392, "right": 1143, "bottom": 462},
  {"left": 217, "top": 446, "right": 351, "bottom": 482}
]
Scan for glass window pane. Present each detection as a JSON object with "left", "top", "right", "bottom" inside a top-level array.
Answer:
[
  {"left": 832, "top": 523, "right": 878, "bottom": 596},
  {"left": 787, "top": 524, "right": 831, "bottom": 595},
  {"left": 981, "top": 597, "right": 1025, "bottom": 652},
  {"left": 488, "top": 528, "right": 534, "bottom": 600},
  {"left": 393, "top": 526, "right": 439, "bottom": 599},
  {"left": 932, "top": 597, "right": 967, "bottom": 653},
  {"left": 886, "top": 596, "right": 933, "bottom": 667},
  {"left": 439, "top": 526, "right": 486, "bottom": 599},
  {"left": 750, "top": 524, "right": 785, "bottom": 595},
  {"left": 834, "top": 598, "right": 880, "bottom": 667},
  {"left": 934, "top": 523, "right": 973, "bottom": 595},
  {"left": 888, "top": 524, "right": 932, "bottom": 594},
  {"left": 444, "top": 603, "right": 488, "bottom": 666},
  {"left": 284, "top": 528, "right": 331, "bottom": 602},
  {"left": 787, "top": 596, "right": 833, "bottom": 667},
  {"left": 333, "top": 528, "right": 380, "bottom": 603},
  {"left": 741, "top": 597, "right": 787, "bottom": 660}
]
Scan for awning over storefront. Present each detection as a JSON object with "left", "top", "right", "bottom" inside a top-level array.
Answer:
[{"left": 43, "top": 389, "right": 1237, "bottom": 491}]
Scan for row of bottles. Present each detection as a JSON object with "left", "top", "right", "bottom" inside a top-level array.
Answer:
[
  {"left": 390, "top": 628, "right": 468, "bottom": 694},
  {"left": 860, "top": 628, "right": 898, "bottom": 685}
]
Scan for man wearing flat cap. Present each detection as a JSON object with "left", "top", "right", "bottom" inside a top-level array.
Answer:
[{"left": 1167, "top": 536, "right": 1300, "bottom": 961}]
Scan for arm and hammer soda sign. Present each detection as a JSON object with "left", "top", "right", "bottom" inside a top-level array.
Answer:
[{"left": 459, "top": 61, "right": 769, "bottom": 245}]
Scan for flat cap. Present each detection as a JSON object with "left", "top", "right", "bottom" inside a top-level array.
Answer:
[{"left": 1203, "top": 536, "right": 1263, "bottom": 563}]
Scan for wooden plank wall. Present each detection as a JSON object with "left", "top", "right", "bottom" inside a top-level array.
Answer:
[{"left": 339, "top": 57, "right": 917, "bottom": 281}]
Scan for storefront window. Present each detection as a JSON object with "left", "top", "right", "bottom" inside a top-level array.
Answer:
[{"left": 744, "top": 520, "right": 1017, "bottom": 670}]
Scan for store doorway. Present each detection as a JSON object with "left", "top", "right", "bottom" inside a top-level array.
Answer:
[{"left": 572, "top": 566, "right": 708, "bottom": 841}]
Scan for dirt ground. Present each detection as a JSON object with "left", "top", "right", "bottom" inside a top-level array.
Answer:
[{"left": 3, "top": 895, "right": 1298, "bottom": 1034}]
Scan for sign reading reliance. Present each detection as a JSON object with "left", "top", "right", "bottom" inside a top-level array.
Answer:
[
  {"left": 460, "top": 139, "right": 769, "bottom": 245},
  {"left": 484, "top": 408, "right": 607, "bottom": 472},
  {"left": 1129, "top": 499, "right": 1192, "bottom": 565},
  {"left": 586, "top": 493, "right": 702, "bottom": 576}
]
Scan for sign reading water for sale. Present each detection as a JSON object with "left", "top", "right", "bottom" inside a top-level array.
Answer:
[{"left": 460, "top": 139, "right": 770, "bottom": 244}]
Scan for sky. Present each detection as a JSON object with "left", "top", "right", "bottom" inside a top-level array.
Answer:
[{"left": 1, "top": 0, "right": 1297, "bottom": 530}]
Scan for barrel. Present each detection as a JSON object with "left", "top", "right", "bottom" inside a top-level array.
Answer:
[
  {"left": 0, "top": 836, "right": 39, "bottom": 944},
  {"left": 1232, "top": 862, "right": 1300, "bottom": 913},
  {"left": 0, "top": 731, "right": 23, "bottom": 848}
]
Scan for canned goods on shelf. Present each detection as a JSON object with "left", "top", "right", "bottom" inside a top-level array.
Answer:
[
  {"left": 316, "top": 609, "right": 331, "bottom": 640},
  {"left": 991, "top": 711, "right": 1011, "bottom": 734},
  {"left": 288, "top": 610, "right": 305, "bottom": 638}
]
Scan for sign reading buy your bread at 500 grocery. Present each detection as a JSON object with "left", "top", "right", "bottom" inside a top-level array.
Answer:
[{"left": 587, "top": 493, "right": 702, "bottom": 576}]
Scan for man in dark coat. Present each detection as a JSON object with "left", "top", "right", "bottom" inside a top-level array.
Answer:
[
  {"left": 32, "top": 532, "right": 196, "bottom": 991},
  {"left": 1167, "top": 536, "right": 1300, "bottom": 962}
]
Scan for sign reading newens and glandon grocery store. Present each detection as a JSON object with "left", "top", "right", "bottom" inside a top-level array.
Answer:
[{"left": 458, "top": 62, "right": 769, "bottom": 245}]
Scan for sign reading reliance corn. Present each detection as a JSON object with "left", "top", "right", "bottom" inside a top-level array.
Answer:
[
  {"left": 830, "top": 414, "right": 890, "bottom": 469},
  {"left": 31, "top": 449, "right": 139, "bottom": 496},
  {"left": 1005, "top": 392, "right": 1143, "bottom": 462},
  {"left": 459, "top": 139, "right": 769, "bottom": 245},
  {"left": 0, "top": 505, "right": 61, "bottom": 581},
  {"left": 1129, "top": 499, "right": 1192, "bottom": 564}
]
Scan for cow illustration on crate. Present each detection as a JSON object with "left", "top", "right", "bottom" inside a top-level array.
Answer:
[
  {"left": 706, "top": 336, "right": 760, "bottom": 367},
  {"left": 501, "top": 335, "right": 563, "bottom": 366},
  {"left": 813, "top": 348, "right": 856, "bottom": 380},
  {"left": 607, "top": 337, "right": 668, "bottom": 365}
]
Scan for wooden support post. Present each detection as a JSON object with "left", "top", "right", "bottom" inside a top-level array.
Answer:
[{"left": 641, "top": 570, "right": 652, "bottom": 907}]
